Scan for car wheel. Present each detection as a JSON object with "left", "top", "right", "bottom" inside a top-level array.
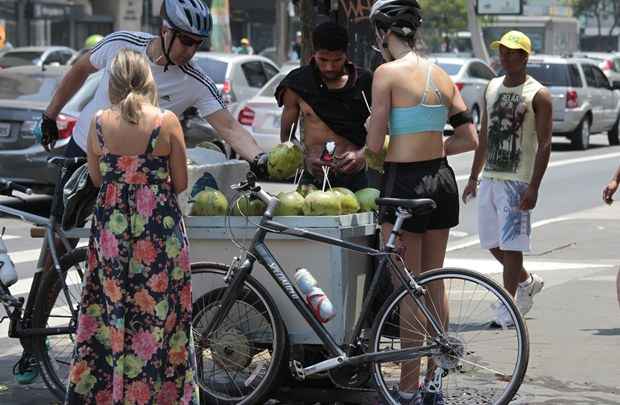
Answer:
[
  {"left": 608, "top": 115, "right": 620, "bottom": 146},
  {"left": 572, "top": 117, "right": 590, "bottom": 150}
]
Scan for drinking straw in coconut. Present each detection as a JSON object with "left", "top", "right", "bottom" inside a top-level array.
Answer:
[{"left": 361, "top": 91, "right": 371, "bottom": 114}]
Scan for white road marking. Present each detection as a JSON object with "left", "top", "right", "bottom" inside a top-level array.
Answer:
[
  {"left": 1, "top": 234, "right": 20, "bottom": 240},
  {"left": 9, "top": 242, "right": 88, "bottom": 264},
  {"left": 454, "top": 150, "right": 620, "bottom": 182},
  {"left": 448, "top": 215, "right": 574, "bottom": 252},
  {"left": 444, "top": 258, "right": 613, "bottom": 275}
]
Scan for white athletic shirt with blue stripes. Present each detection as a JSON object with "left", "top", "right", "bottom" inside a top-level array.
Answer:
[{"left": 71, "top": 31, "right": 225, "bottom": 152}]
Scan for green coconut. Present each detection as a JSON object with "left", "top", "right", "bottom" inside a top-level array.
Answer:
[
  {"left": 296, "top": 183, "right": 318, "bottom": 198},
  {"left": 364, "top": 136, "right": 389, "bottom": 173},
  {"left": 303, "top": 191, "right": 342, "bottom": 216},
  {"left": 267, "top": 141, "right": 303, "bottom": 180},
  {"left": 331, "top": 187, "right": 360, "bottom": 214},
  {"left": 232, "top": 195, "right": 267, "bottom": 216},
  {"left": 190, "top": 187, "right": 229, "bottom": 216},
  {"left": 355, "top": 188, "right": 380, "bottom": 212},
  {"left": 274, "top": 191, "right": 305, "bottom": 216}
]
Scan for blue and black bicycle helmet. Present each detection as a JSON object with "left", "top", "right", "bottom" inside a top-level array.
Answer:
[{"left": 160, "top": 0, "right": 212, "bottom": 70}]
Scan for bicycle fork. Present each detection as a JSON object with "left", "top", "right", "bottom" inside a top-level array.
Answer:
[{"left": 200, "top": 256, "right": 254, "bottom": 345}]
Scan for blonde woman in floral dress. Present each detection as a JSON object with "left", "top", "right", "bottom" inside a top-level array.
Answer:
[{"left": 65, "top": 48, "right": 196, "bottom": 404}]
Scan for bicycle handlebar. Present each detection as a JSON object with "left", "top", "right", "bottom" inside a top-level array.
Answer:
[
  {"left": 231, "top": 172, "right": 279, "bottom": 214},
  {"left": 0, "top": 179, "right": 33, "bottom": 195}
]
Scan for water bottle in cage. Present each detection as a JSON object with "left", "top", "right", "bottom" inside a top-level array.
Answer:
[{"left": 294, "top": 268, "right": 336, "bottom": 323}]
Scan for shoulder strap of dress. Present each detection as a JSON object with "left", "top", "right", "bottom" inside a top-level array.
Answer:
[
  {"left": 144, "top": 110, "right": 165, "bottom": 155},
  {"left": 94, "top": 110, "right": 106, "bottom": 149}
]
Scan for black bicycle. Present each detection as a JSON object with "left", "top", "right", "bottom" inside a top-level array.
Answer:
[
  {"left": 191, "top": 173, "right": 530, "bottom": 405},
  {"left": 0, "top": 157, "right": 90, "bottom": 401}
]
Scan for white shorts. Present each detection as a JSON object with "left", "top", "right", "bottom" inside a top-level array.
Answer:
[{"left": 478, "top": 179, "right": 531, "bottom": 252}]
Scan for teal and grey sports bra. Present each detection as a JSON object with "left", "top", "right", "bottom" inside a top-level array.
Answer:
[{"left": 389, "top": 63, "right": 449, "bottom": 136}]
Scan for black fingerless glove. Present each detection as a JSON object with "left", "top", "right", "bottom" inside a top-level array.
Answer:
[
  {"left": 41, "top": 113, "right": 59, "bottom": 152},
  {"left": 249, "top": 152, "right": 269, "bottom": 180}
]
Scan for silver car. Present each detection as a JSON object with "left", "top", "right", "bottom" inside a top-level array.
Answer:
[
  {"left": 0, "top": 67, "right": 100, "bottom": 194},
  {"left": 430, "top": 55, "right": 497, "bottom": 131},
  {"left": 192, "top": 52, "right": 280, "bottom": 112},
  {"left": 527, "top": 55, "right": 620, "bottom": 149},
  {"left": 232, "top": 71, "right": 297, "bottom": 153},
  {"left": 573, "top": 52, "right": 620, "bottom": 89},
  {"left": 0, "top": 46, "right": 76, "bottom": 69}
]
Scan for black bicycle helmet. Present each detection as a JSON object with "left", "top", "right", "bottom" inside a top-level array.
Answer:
[
  {"left": 369, "top": 0, "right": 423, "bottom": 39},
  {"left": 160, "top": 0, "right": 212, "bottom": 70}
]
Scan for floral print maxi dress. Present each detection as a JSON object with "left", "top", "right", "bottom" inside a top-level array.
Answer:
[{"left": 65, "top": 111, "right": 198, "bottom": 405}]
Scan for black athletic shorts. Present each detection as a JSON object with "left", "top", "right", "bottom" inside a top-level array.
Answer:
[{"left": 379, "top": 157, "right": 459, "bottom": 233}]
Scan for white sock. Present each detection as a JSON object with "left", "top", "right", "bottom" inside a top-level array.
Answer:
[
  {"left": 519, "top": 274, "right": 533, "bottom": 287},
  {"left": 399, "top": 390, "right": 415, "bottom": 400}
]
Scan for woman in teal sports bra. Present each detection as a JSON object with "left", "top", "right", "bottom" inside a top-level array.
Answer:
[{"left": 366, "top": 1, "right": 478, "bottom": 404}]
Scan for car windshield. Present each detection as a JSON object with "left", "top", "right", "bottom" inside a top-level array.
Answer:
[
  {"left": 0, "top": 71, "right": 63, "bottom": 101},
  {"left": 193, "top": 57, "right": 228, "bottom": 84},
  {"left": 527, "top": 62, "right": 570, "bottom": 86},
  {"left": 257, "top": 73, "right": 286, "bottom": 98},
  {"left": 436, "top": 62, "right": 463, "bottom": 75}
]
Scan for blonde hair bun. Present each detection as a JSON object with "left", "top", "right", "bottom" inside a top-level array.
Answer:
[{"left": 108, "top": 48, "right": 159, "bottom": 125}]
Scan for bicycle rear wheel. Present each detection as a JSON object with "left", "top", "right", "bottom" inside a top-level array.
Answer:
[
  {"left": 191, "top": 262, "right": 287, "bottom": 405},
  {"left": 31, "top": 247, "right": 87, "bottom": 401},
  {"left": 371, "top": 268, "right": 529, "bottom": 405}
]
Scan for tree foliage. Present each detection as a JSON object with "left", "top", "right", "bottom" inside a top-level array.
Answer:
[
  {"left": 566, "top": 0, "right": 619, "bottom": 36},
  {"left": 417, "top": 0, "right": 468, "bottom": 52}
]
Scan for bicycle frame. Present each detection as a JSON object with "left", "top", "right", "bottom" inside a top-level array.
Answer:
[
  {"left": 0, "top": 202, "right": 80, "bottom": 338},
  {"left": 204, "top": 188, "right": 447, "bottom": 377}
]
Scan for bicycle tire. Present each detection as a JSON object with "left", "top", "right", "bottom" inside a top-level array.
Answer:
[
  {"left": 191, "top": 262, "right": 287, "bottom": 405},
  {"left": 31, "top": 247, "right": 87, "bottom": 401},
  {"left": 371, "top": 268, "right": 529, "bottom": 405}
]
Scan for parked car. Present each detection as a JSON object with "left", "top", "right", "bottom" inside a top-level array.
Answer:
[
  {"left": 0, "top": 66, "right": 97, "bottom": 194},
  {"left": 573, "top": 52, "right": 620, "bottom": 89},
  {"left": 192, "top": 52, "right": 280, "bottom": 113},
  {"left": 0, "top": 46, "right": 76, "bottom": 69},
  {"left": 526, "top": 55, "right": 620, "bottom": 149},
  {"left": 233, "top": 65, "right": 300, "bottom": 153},
  {"left": 430, "top": 55, "right": 496, "bottom": 132}
]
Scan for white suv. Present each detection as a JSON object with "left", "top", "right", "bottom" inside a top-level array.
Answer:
[{"left": 527, "top": 55, "right": 620, "bottom": 150}]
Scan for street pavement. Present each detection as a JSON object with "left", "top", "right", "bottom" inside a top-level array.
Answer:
[{"left": 0, "top": 135, "right": 619, "bottom": 404}]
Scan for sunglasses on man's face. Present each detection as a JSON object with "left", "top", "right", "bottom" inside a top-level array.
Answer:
[{"left": 175, "top": 32, "right": 204, "bottom": 48}]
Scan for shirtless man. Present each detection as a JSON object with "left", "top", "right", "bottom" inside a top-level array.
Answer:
[{"left": 276, "top": 22, "right": 372, "bottom": 191}]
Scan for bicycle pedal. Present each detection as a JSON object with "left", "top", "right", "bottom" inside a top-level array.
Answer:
[{"left": 289, "top": 359, "right": 306, "bottom": 381}]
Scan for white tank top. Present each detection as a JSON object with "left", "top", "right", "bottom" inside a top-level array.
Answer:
[{"left": 483, "top": 75, "right": 544, "bottom": 183}]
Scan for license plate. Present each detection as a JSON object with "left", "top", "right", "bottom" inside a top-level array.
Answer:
[{"left": 0, "top": 123, "right": 10, "bottom": 138}]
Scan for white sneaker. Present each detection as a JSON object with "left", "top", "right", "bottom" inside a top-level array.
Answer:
[
  {"left": 515, "top": 273, "right": 544, "bottom": 316},
  {"left": 490, "top": 303, "right": 514, "bottom": 328}
]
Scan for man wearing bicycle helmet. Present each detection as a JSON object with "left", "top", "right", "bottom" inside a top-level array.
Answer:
[{"left": 17, "top": 0, "right": 269, "bottom": 386}]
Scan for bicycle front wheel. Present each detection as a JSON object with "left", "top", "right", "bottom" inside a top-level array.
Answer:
[
  {"left": 371, "top": 268, "right": 529, "bottom": 405},
  {"left": 191, "top": 262, "right": 287, "bottom": 405},
  {"left": 31, "top": 247, "right": 87, "bottom": 401}
]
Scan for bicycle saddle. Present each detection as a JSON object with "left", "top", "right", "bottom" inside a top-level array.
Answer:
[{"left": 376, "top": 197, "right": 436, "bottom": 215}]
